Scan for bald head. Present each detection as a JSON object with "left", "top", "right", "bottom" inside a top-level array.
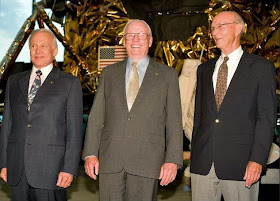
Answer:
[
  {"left": 29, "top": 28, "right": 58, "bottom": 49},
  {"left": 211, "top": 11, "right": 244, "bottom": 55},
  {"left": 214, "top": 11, "right": 245, "bottom": 34},
  {"left": 123, "top": 19, "right": 153, "bottom": 61},
  {"left": 123, "top": 19, "right": 152, "bottom": 37}
]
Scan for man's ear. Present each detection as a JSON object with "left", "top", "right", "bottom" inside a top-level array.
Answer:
[
  {"left": 235, "top": 23, "right": 243, "bottom": 37},
  {"left": 123, "top": 39, "right": 126, "bottom": 47},
  {"left": 53, "top": 46, "right": 58, "bottom": 57},
  {"left": 148, "top": 36, "right": 153, "bottom": 48}
]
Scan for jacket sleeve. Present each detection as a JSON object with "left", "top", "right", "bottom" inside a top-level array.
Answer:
[
  {"left": 82, "top": 69, "right": 106, "bottom": 159},
  {"left": 164, "top": 68, "right": 183, "bottom": 167},
  {"left": 0, "top": 77, "right": 12, "bottom": 169},
  {"left": 191, "top": 64, "right": 203, "bottom": 146},
  {"left": 249, "top": 60, "right": 277, "bottom": 168},
  {"left": 62, "top": 78, "right": 83, "bottom": 176}
]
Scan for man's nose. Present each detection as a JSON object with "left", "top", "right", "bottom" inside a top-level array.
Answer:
[
  {"left": 211, "top": 29, "right": 218, "bottom": 38},
  {"left": 211, "top": 27, "right": 217, "bottom": 36},
  {"left": 35, "top": 47, "right": 41, "bottom": 53},
  {"left": 132, "top": 35, "right": 140, "bottom": 41}
]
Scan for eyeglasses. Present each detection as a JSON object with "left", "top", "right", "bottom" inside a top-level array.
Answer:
[
  {"left": 211, "top": 22, "right": 238, "bottom": 33},
  {"left": 124, "top": 33, "right": 150, "bottom": 40}
]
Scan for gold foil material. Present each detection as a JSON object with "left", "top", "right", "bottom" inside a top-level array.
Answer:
[
  {"left": 154, "top": 0, "right": 279, "bottom": 75},
  {"left": 64, "top": 0, "right": 129, "bottom": 94},
  {"left": 2, "top": 0, "right": 277, "bottom": 94},
  {"left": 37, "top": 6, "right": 87, "bottom": 72}
]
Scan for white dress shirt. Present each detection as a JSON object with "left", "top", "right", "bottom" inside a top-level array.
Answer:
[
  {"left": 213, "top": 46, "right": 243, "bottom": 93},
  {"left": 28, "top": 64, "right": 53, "bottom": 93}
]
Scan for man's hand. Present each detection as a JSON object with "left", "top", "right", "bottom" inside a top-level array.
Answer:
[
  {"left": 56, "top": 172, "right": 73, "bottom": 188},
  {"left": 84, "top": 156, "right": 99, "bottom": 180},
  {"left": 0, "top": 168, "right": 7, "bottom": 182},
  {"left": 183, "top": 151, "right": 191, "bottom": 160},
  {"left": 159, "top": 163, "right": 177, "bottom": 186},
  {"left": 243, "top": 161, "right": 262, "bottom": 188}
]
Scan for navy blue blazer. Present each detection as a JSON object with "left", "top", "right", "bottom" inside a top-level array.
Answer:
[{"left": 190, "top": 51, "right": 277, "bottom": 180}]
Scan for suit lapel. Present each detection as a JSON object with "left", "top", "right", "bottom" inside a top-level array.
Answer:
[
  {"left": 129, "top": 59, "right": 160, "bottom": 112},
  {"left": 31, "top": 68, "right": 60, "bottom": 104},
  {"left": 19, "top": 70, "right": 31, "bottom": 105},
  {"left": 206, "top": 58, "right": 218, "bottom": 113},
  {"left": 116, "top": 61, "right": 128, "bottom": 112},
  {"left": 106, "top": 59, "right": 128, "bottom": 111},
  {"left": 218, "top": 52, "right": 250, "bottom": 113}
]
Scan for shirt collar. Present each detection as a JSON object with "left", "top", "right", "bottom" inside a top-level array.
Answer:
[
  {"left": 127, "top": 57, "right": 149, "bottom": 69},
  {"left": 220, "top": 46, "right": 243, "bottom": 62},
  {"left": 31, "top": 63, "right": 53, "bottom": 76}
]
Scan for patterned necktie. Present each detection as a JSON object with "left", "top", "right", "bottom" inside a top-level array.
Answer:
[
  {"left": 28, "top": 70, "right": 42, "bottom": 109},
  {"left": 127, "top": 62, "right": 139, "bottom": 111},
  {"left": 215, "top": 56, "right": 229, "bottom": 111}
]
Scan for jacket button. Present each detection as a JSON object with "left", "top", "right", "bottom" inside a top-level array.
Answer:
[
  {"left": 27, "top": 124, "right": 32, "bottom": 128},
  {"left": 215, "top": 119, "right": 220, "bottom": 123},
  {"left": 128, "top": 117, "right": 131, "bottom": 120}
]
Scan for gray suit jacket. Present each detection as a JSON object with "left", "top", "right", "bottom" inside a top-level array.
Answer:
[
  {"left": 83, "top": 58, "right": 183, "bottom": 179},
  {"left": 0, "top": 68, "right": 83, "bottom": 189}
]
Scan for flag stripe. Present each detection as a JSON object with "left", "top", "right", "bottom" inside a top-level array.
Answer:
[{"left": 98, "top": 46, "right": 128, "bottom": 70}]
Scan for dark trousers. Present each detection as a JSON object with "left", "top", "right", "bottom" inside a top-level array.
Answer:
[
  {"left": 9, "top": 170, "right": 67, "bottom": 201},
  {"left": 99, "top": 169, "right": 159, "bottom": 201}
]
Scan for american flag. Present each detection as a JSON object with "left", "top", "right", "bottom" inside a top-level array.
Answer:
[{"left": 98, "top": 46, "right": 128, "bottom": 70}]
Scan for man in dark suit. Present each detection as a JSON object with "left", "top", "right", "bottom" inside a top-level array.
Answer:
[
  {"left": 190, "top": 11, "right": 276, "bottom": 201},
  {"left": 0, "top": 28, "right": 83, "bottom": 201},
  {"left": 83, "top": 19, "right": 183, "bottom": 201}
]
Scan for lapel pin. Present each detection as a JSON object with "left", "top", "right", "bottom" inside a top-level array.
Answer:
[
  {"left": 50, "top": 81, "right": 53, "bottom": 84},
  {"left": 156, "top": 72, "right": 159, "bottom": 76}
]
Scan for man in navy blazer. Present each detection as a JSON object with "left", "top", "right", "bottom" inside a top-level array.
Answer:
[
  {"left": 0, "top": 29, "right": 83, "bottom": 201},
  {"left": 190, "top": 11, "right": 276, "bottom": 201}
]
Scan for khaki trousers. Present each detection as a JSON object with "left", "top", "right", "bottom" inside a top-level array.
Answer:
[{"left": 191, "top": 164, "right": 259, "bottom": 201}]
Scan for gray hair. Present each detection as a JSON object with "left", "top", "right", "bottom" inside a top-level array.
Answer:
[
  {"left": 29, "top": 28, "right": 58, "bottom": 48},
  {"left": 123, "top": 19, "right": 153, "bottom": 37},
  {"left": 232, "top": 11, "right": 245, "bottom": 34},
  {"left": 218, "top": 11, "right": 245, "bottom": 35}
]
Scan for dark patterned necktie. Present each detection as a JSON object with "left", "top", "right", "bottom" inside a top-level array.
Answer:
[
  {"left": 127, "top": 62, "right": 139, "bottom": 111},
  {"left": 28, "top": 70, "right": 42, "bottom": 109},
  {"left": 215, "top": 56, "right": 229, "bottom": 111}
]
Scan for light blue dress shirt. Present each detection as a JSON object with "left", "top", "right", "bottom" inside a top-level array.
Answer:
[{"left": 125, "top": 57, "right": 149, "bottom": 93}]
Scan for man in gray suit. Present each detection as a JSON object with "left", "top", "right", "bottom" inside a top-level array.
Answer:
[
  {"left": 0, "top": 29, "right": 83, "bottom": 201},
  {"left": 83, "top": 19, "right": 183, "bottom": 201}
]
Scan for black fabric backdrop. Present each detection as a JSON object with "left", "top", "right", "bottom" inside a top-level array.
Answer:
[{"left": 122, "top": 0, "right": 208, "bottom": 41}]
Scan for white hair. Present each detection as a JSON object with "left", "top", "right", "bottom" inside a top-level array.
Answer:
[
  {"left": 29, "top": 28, "right": 58, "bottom": 48},
  {"left": 123, "top": 19, "right": 152, "bottom": 37}
]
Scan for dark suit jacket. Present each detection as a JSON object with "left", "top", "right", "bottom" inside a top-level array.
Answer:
[
  {"left": 190, "top": 51, "right": 277, "bottom": 180},
  {"left": 83, "top": 58, "right": 183, "bottom": 179},
  {"left": 0, "top": 67, "right": 83, "bottom": 189}
]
